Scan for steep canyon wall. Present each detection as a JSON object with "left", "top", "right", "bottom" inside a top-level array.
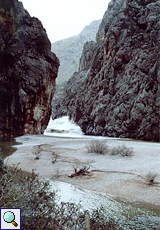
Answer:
[
  {"left": 0, "top": 0, "right": 59, "bottom": 137},
  {"left": 54, "top": 0, "right": 160, "bottom": 142}
]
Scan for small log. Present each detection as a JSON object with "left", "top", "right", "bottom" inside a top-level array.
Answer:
[{"left": 69, "top": 165, "right": 91, "bottom": 178}]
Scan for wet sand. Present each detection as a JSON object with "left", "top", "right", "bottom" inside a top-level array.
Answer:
[{"left": 4, "top": 134, "right": 160, "bottom": 208}]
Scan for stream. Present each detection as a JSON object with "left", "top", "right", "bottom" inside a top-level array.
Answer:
[
  {"left": 1, "top": 116, "right": 160, "bottom": 229},
  {"left": 0, "top": 138, "right": 21, "bottom": 158}
]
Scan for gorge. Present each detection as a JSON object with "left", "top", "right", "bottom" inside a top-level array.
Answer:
[
  {"left": 1, "top": 0, "right": 160, "bottom": 228},
  {"left": 53, "top": 0, "right": 160, "bottom": 142}
]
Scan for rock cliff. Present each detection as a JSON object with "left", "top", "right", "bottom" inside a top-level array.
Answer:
[
  {"left": 0, "top": 0, "right": 59, "bottom": 137},
  {"left": 51, "top": 20, "right": 101, "bottom": 85},
  {"left": 54, "top": 0, "right": 160, "bottom": 142}
]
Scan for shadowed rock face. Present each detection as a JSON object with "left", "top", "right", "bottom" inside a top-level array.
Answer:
[
  {"left": 0, "top": 0, "right": 59, "bottom": 137},
  {"left": 54, "top": 0, "right": 160, "bottom": 142}
]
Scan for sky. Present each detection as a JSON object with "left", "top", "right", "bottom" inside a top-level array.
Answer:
[{"left": 20, "top": 0, "right": 111, "bottom": 43}]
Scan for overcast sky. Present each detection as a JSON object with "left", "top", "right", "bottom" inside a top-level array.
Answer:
[{"left": 20, "top": 0, "right": 110, "bottom": 43}]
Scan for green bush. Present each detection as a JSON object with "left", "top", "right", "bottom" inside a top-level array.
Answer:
[
  {"left": 88, "top": 207, "right": 121, "bottom": 230},
  {"left": 0, "top": 166, "right": 119, "bottom": 230},
  {"left": 86, "top": 140, "right": 109, "bottom": 155}
]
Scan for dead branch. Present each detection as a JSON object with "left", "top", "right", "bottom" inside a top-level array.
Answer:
[{"left": 69, "top": 165, "right": 91, "bottom": 178}]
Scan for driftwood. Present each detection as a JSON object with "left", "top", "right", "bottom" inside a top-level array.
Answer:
[{"left": 69, "top": 165, "right": 91, "bottom": 178}]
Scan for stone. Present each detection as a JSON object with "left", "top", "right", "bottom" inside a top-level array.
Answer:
[
  {"left": 0, "top": 0, "right": 59, "bottom": 137},
  {"left": 54, "top": 0, "right": 160, "bottom": 142}
]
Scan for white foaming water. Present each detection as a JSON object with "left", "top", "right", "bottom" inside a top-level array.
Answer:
[
  {"left": 44, "top": 116, "right": 84, "bottom": 137},
  {"left": 44, "top": 116, "right": 112, "bottom": 139}
]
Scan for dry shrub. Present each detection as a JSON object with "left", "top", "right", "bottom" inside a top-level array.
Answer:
[
  {"left": 69, "top": 164, "right": 91, "bottom": 178},
  {"left": 86, "top": 140, "right": 109, "bottom": 155},
  {"left": 146, "top": 172, "right": 157, "bottom": 185},
  {"left": 110, "top": 145, "right": 134, "bottom": 157}
]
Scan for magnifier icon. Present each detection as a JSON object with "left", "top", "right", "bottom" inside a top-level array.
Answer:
[{"left": 3, "top": 211, "right": 18, "bottom": 227}]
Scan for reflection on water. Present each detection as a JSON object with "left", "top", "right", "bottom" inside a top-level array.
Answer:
[{"left": 0, "top": 138, "right": 21, "bottom": 159}]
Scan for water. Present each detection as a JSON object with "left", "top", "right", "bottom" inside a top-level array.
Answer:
[
  {"left": 0, "top": 138, "right": 21, "bottom": 159},
  {"left": 44, "top": 116, "right": 119, "bottom": 140},
  {"left": 44, "top": 116, "right": 84, "bottom": 137},
  {"left": 43, "top": 116, "right": 160, "bottom": 229},
  {"left": 2, "top": 116, "right": 160, "bottom": 229}
]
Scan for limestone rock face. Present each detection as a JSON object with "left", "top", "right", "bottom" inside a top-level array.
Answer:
[
  {"left": 0, "top": 0, "right": 59, "bottom": 137},
  {"left": 51, "top": 20, "right": 101, "bottom": 85},
  {"left": 54, "top": 0, "right": 160, "bottom": 142}
]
